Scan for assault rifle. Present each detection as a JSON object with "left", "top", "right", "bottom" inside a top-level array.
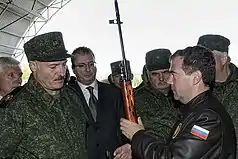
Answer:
[{"left": 109, "top": 0, "right": 137, "bottom": 123}]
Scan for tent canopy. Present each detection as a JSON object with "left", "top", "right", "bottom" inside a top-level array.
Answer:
[{"left": 0, "top": 0, "right": 71, "bottom": 60}]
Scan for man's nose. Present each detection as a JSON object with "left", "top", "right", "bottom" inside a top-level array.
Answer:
[
  {"left": 158, "top": 73, "right": 164, "bottom": 81},
  {"left": 58, "top": 66, "right": 66, "bottom": 77},
  {"left": 15, "top": 75, "right": 22, "bottom": 85},
  {"left": 85, "top": 64, "right": 91, "bottom": 72}
]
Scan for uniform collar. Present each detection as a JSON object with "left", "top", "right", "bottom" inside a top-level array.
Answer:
[
  {"left": 26, "top": 74, "right": 60, "bottom": 107},
  {"left": 145, "top": 84, "right": 170, "bottom": 97},
  {"left": 215, "top": 63, "right": 238, "bottom": 86}
]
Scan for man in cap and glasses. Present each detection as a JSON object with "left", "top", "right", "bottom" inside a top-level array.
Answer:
[
  {"left": 0, "top": 32, "right": 87, "bottom": 158},
  {"left": 198, "top": 34, "right": 238, "bottom": 155}
]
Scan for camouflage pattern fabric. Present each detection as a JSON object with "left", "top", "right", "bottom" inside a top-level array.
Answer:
[
  {"left": 212, "top": 63, "right": 238, "bottom": 155},
  {"left": 230, "top": 63, "right": 238, "bottom": 80},
  {"left": 23, "top": 32, "right": 71, "bottom": 62},
  {"left": 134, "top": 82, "right": 146, "bottom": 91},
  {"left": 0, "top": 74, "right": 88, "bottom": 158},
  {"left": 197, "top": 34, "right": 230, "bottom": 53},
  {"left": 110, "top": 60, "right": 131, "bottom": 76},
  {"left": 134, "top": 85, "right": 179, "bottom": 144},
  {"left": 145, "top": 49, "right": 171, "bottom": 71}
]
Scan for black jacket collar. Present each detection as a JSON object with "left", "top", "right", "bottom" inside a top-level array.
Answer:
[{"left": 180, "top": 90, "right": 211, "bottom": 118}]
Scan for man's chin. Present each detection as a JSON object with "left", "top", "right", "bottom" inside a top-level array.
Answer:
[
  {"left": 52, "top": 81, "right": 64, "bottom": 89},
  {"left": 82, "top": 78, "right": 95, "bottom": 85},
  {"left": 157, "top": 85, "right": 170, "bottom": 90}
]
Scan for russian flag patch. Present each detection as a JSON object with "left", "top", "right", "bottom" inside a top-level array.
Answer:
[{"left": 191, "top": 125, "right": 210, "bottom": 140}]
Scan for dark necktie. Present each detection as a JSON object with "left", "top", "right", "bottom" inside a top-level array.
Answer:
[{"left": 86, "top": 86, "right": 97, "bottom": 121}]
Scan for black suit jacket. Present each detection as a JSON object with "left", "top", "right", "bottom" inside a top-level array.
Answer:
[{"left": 68, "top": 78, "right": 125, "bottom": 159}]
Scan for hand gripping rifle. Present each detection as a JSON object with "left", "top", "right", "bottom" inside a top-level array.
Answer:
[{"left": 109, "top": 0, "right": 137, "bottom": 123}]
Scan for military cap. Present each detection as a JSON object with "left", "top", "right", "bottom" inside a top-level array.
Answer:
[
  {"left": 197, "top": 34, "right": 230, "bottom": 53},
  {"left": 110, "top": 60, "right": 131, "bottom": 76},
  {"left": 145, "top": 49, "right": 171, "bottom": 71},
  {"left": 23, "top": 32, "right": 71, "bottom": 62}
]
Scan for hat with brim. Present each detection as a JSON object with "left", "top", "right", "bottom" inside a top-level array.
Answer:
[
  {"left": 197, "top": 34, "right": 230, "bottom": 53},
  {"left": 23, "top": 32, "right": 72, "bottom": 62},
  {"left": 110, "top": 60, "right": 131, "bottom": 76},
  {"left": 145, "top": 49, "right": 171, "bottom": 71}
]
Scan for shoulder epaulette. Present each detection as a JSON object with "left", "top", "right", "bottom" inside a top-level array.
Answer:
[{"left": 0, "top": 86, "right": 24, "bottom": 108}]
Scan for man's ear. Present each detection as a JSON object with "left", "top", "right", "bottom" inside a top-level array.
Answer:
[
  {"left": 192, "top": 70, "right": 202, "bottom": 85},
  {"left": 146, "top": 70, "right": 152, "bottom": 82},
  {"left": 111, "top": 75, "right": 115, "bottom": 83},
  {"left": 29, "top": 61, "right": 37, "bottom": 72}
]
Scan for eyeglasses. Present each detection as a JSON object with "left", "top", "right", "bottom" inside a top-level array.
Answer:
[{"left": 74, "top": 61, "right": 96, "bottom": 70}]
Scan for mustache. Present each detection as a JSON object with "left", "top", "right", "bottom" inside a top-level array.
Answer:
[
  {"left": 54, "top": 75, "right": 65, "bottom": 81},
  {"left": 158, "top": 82, "right": 167, "bottom": 84}
]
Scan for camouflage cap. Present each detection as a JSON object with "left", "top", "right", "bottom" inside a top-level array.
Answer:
[
  {"left": 23, "top": 32, "right": 71, "bottom": 62},
  {"left": 110, "top": 60, "right": 131, "bottom": 76},
  {"left": 197, "top": 34, "right": 230, "bottom": 53},
  {"left": 145, "top": 49, "right": 171, "bottom": 71}
]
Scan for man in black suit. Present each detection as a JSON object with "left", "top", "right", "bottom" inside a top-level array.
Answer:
[{"left": 69, "top": 46, "right": 125, "bottom": 159}]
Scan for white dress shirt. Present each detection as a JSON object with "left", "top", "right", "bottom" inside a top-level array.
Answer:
[{"left": 77, "top": 80, "right": 98, "bottom": 106}]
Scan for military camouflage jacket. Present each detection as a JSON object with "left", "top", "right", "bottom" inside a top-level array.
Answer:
[
  {"left": 134, "top": 85, "right": 179, "bottom": 144},
  {"left": 0, "top": 75, "right": 88, "bottom": 159},
  {"left": 213, "top": 63, "right": 238, "bottom": 154}
]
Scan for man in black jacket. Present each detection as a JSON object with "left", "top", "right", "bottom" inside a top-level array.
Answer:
[{"left": 120, "top": 46, "right": 236, "bottom": 159}]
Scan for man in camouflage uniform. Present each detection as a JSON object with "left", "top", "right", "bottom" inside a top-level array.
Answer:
[
  {"left": 0, "top": 32, "right": 88, "bottom": 158},
  {"left": 114, "top": 49, "right": 179, "bottom": 158},
  {"left": 134, "top": 49, "right": 179, "bottom": 143},
  {"left": 0, "top": 57, "right": 23, "bottom": 108},
  {"left": 113, "top": 50, "right": 179, "bottom": 158},
  {"left": 198, "top": 34, "right": 238, "bottom": 154}
]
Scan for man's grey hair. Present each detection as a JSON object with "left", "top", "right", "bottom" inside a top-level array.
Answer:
[{"left": 0, "top": 57, "right": 20, "bottom": 72}]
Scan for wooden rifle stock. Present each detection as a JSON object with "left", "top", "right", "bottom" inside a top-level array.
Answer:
[{"left": 120, "top": 80, "right": 137, "bottom": 123}]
